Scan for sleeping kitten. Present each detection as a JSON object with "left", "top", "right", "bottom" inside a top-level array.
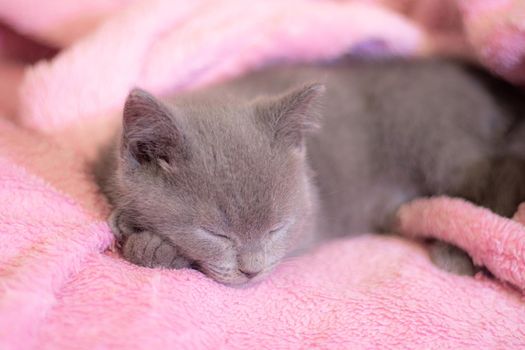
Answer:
[{"left": 95, "top": 59, "right": 525, "bottom": 285}]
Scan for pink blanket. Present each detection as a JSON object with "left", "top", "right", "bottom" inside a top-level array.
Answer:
[{"left": 1, "top": 0, "right": 525, "bottom": 348}]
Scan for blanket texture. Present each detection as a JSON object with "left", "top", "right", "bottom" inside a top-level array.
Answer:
[{"left": 1, "top": 0, "right": 525, "bottom": 349}]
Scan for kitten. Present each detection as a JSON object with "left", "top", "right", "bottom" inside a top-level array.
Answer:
[{"left": 95, "top": 59, "right": 525, "bottom": 285}]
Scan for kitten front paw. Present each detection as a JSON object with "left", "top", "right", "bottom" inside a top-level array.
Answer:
[
  {"left": 121, "top": 231, "right": 191, "bottom": 269},
  {"left": 108, "top": 210, "right": 135, "bottom": 243}
]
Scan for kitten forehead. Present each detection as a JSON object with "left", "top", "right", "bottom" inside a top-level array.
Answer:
[{"left": 168, "top": 82, "right": 324, "bottom": 154}]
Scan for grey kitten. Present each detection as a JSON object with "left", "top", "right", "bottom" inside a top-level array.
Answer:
[{"left": 95, "top": 59, "right": 525, "bottom": 285}]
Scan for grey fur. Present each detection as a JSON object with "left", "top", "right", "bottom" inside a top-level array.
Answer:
[{"left": 96, "top": 58, "right": 525, "bottom": 285}]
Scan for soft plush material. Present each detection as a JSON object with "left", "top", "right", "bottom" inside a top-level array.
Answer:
[{"left": 1, "top": 0, "right": 525, "bottom": 349}]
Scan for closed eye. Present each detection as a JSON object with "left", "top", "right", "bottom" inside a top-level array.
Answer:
[
  {"left": 269, "top": 224, "right": 286, "bottom": 235},
  {"left": 200, "top": 228, "right": 231, "bottom": 240}
]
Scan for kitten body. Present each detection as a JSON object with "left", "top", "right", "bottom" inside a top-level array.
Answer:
[{"left": 97, "top": 59, "right": 525, "bottom": 285}]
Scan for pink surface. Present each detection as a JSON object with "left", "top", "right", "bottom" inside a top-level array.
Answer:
[
  {"left": 18, "top": 0, "right": 423, "bottom": 135},
  {"left": 1, "top": 0, "right": 525, "bottom": 348}
]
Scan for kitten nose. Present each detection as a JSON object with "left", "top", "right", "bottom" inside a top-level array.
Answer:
[{"left": 239, "top": 268, "right": 261, "bottom": 279}]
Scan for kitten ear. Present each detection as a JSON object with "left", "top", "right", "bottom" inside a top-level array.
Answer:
[
  {"left": 122, "top": 88, "right": 188, "bottom": 168},
  {"left": 259, "top": 83, "right": 325, "bottom": 148}
]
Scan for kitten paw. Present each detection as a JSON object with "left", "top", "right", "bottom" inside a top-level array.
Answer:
[
  {"left": 108, "top": 212, "right": 121, "bottom": 243},
  {"left": 108, "top": 209, "right": 143, "bottom": 247},
  {"left": 428, "top": 241, "right": 476, "bottom": 276},
  {"left": 121, "top": 231, "right": 190, "bottom": 269},
  {"left": 109, "top": 210, "right": 129, "bottom": 241}
]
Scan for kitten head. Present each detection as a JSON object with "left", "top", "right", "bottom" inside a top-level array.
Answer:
[{"left": 114, "top": 85, "right": 324, "bottom": 285}]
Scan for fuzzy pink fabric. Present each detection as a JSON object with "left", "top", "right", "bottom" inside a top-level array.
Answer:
[
  {"left": 16, "top": 0, "right": 424, "bottom": 135},
  {"left": 1, "top": 0, "right": 525, "bottom": 348}
]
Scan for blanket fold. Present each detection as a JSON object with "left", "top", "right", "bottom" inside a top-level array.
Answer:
[{"left": 397, "top": 197, "right": 525, "bottom": 291}]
